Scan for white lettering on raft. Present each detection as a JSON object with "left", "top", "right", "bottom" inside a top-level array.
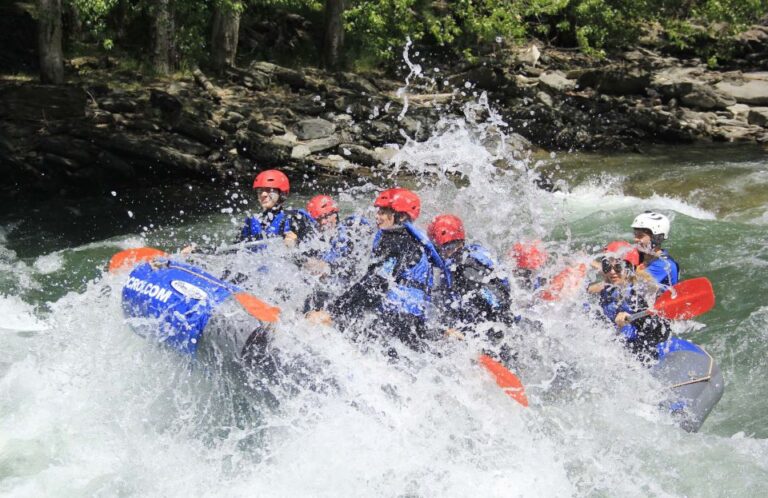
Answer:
[{"left": 125, "top": 277, "right": 173, "bottom": 303}]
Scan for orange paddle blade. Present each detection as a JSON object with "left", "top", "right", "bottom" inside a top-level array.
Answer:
[
  {"left": 108, "top": 247, "right": 167, "bottom": 273},
  {"left": 479, "top": 354, "right": 529, "bottom": 407},
  {"left": 540, "top": 263, "right": 587, "bottom": 301},
  {"left": 654, "top": 277, "right": 715, "bottom": 320},
  {"left": 234, "top": 292, "right": 281, "bottom": 323}
]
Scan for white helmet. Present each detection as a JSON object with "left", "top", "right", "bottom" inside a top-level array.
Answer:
[{"left": 631, "top": 211, "right": 670, "bottom": 241}]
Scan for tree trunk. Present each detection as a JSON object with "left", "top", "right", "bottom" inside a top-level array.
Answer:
[
  {"left": 38, "top": 0, "right": 64, "bottom": 84},
  {"left": 153, "top": 0, "right": 172, "bottom": 75},
  {"left": 110, "top": 1, "right": 131, "bottom": 43},
  {"left": 211, "top": 2, "right": 241, "bottom": 74},
  {"left": 322, "top": 0, "right": 345, "bottom": 70}
]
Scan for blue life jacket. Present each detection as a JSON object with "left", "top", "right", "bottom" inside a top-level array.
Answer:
[
  {"left": 443, "top": 243, "right": 509, "bottom": 313},
  {"left": 374, "top": 222, "right": 448, "bottom": 317},
  {"left": 643, "top": 250, "right": 680, "bottom": 287},
  {"left": 321, "top": 215, "right": 371, "bottom": 265},
  {"left": 122, "top": 259, "right": 236, "bottom": 355},
  {"left": 241, "top": 208, "right": 314, "bottom": 242},
  {"left": 600, "top": 285, "right": 639, "bottom": 341},
  {"left": 466, "top": 243, "right": 495, "bottom": 269}
]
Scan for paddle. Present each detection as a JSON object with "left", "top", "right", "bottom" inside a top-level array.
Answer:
[
  {"left": 628, "top": 277, "right": 715, "bottom": 322},
  {"left": 540, "top": 263, "right": 588, "bottom": 301},
  {"left": 443, "top": 329, "right": 529, "bottom": 407},
  {"left": 108, "top": 247, "right": 281, "bottom": 323},
  {"left": 479, "top": 354, "right": 529, "bottom": 407}
]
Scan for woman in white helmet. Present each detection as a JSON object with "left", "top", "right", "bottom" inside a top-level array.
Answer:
[{"left": 631, "top": 211, "right": 680, "bottom": 288}]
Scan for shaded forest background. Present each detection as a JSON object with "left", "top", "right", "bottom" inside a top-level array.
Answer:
[{"left": 4, "top": 0, "right": 768, "bottom": 84}]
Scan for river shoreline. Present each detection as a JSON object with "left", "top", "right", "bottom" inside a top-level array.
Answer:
[{"left": 2, "top": 43, "right": 768, "bottom": 205}]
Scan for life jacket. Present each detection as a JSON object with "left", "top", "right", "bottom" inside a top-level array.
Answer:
[
  {"left": 241, "top": 208, "right": 315, "bottom": 242},
  {"left": 444, "top": 243, "right": 509, "bottom": 317},
  {"left": 374, "top": 222, "right": 448, "bottom": 317},
  {"left": 639, "top": 249, "right": 680, "bottom": 287},
  {"left": 599, "top": 284, "right": 639, "bottom": 341},
  {"left": 321, "top": 215, "right": 371, "bottom": 265}
]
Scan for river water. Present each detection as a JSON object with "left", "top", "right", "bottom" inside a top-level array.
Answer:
[{"left": 1, "top": 99, "right": 767, "bottom": 496}]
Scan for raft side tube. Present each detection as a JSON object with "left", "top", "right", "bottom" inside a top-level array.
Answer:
[
  {"left": 121, "top": 260, "right": 265, "bottom": 357},
  {"left": 652, "top": 337, "right": 724, "bottom": 432}
]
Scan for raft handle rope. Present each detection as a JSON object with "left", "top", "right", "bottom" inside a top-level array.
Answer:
[
  {"left": 665, "top": 346, "right": 715, "bottom": 390},
  {"left": 155, "top": 261, "right": 280, "bottom": 323},
  {"left": 166, "top": 262, "right": 233, "bottom": 291}
]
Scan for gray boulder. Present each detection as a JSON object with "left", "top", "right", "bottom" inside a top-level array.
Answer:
[
  {"left": 0, "top": 85, "right": 86, "bottom": 121},
  {"left": 716, "top": 76, "right": 768, "bottom": 105},
  {"left": 538, "top": 71, "right": 575, "bottom": 94},
  {"left": 577, "top": 67, "right": 651, "bottom": 95},
  {"left": 294, "top": 118, "right": 336, "bottom": 140},
  {"left": 337, "top": 72, "right": 379, "bottom": 95},
  {"left": 680, "top": 84, "right": 736, "bottom": 110},
  {"left": 748, "top": 107, "right": 768, "bottom": 127}
]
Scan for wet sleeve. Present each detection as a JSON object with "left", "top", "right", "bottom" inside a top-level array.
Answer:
[
  {"left": 645, "top": 260, "right": 673, "bottom": 286},
  {"left": 288, "top": 212, "right": 317, "bottom": 242},
  {"left": 627, "top": 291, "right": 671, "bottom": 350},
  {"left": 238, "top": 218, "right": 251, "bottom": 242},
  {"left": 328, "top": 272, "right": 388, "bottom": 321}
]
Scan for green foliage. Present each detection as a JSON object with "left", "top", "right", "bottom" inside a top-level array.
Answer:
[
  {"left": 570, "top": 0, "right": 651, "bottom": 56},
  {"left": 172, "top": 0, "right": 212, "bottom": 66},
  {"left": 69, "top": 0, "right": 119, "bottom": 30},
  {"left": 58, "top": 0, "right": 768, "bottom": 72},
  {"left": 656, "top": 0, "right": 768, "bottom": 62},
  {"left": 344, "top": 0, "right": 561, "bottom": 61},
  {"left": 69, "top": 0, "right": 119, "bottom": 45},
  {"left": 344, "top": 0, "right": 425, "bottom": 61}
]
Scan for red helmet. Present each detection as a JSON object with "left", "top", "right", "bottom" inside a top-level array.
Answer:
[
  {"left": 427, "top": 214, "right": 465, "bottom": 246},
  {"left": 605, "top": 240, "right": 640, "bottom": 267},
  {"left": 307, "top": 195, "right": 339, "bottom": 219},
  {"left": 253, "top": 169, "right": 290, "bottom": 194},
  {"left": 509, "top": 240, "right": 548, "bottom": 270},
  {"left": 374, "top": 188, "right": 421, "bottom": 221}
]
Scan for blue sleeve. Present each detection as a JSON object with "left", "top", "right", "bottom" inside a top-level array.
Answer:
[
  {"left": 240, "top": 217, "right": 261, "bottom": 241},
  {"left": 619, "top": 324, "right": 638, "bottom": 341},
  {"left": 646, "top": 259, "right": 676, "bottom": 286}
]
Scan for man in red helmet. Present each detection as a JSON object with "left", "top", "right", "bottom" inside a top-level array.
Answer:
[
  {"left": 427, "top": 214, "right": 513, "bottom": 336},
  {"left": 239, "top": 169, "right": 315, "bottom": 247},
  {"left": 302, "top": 194, "right": 374, "bottom": 311},
  {"left": 508, "top": 240, "right": 549, "bottom": 291},
  {"left": 303, "top": 194, "right": 372, "bottom": 276},
  {"left": 307, "top": 188, "right": 446, "bottom": 353}
]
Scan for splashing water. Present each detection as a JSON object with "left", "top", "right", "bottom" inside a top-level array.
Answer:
[{"left": 2, "top": 78, "right": 768, "bottom": 496}]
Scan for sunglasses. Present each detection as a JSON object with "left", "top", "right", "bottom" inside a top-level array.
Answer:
[
  {"left": 601, "top": 259, "right": 626, "bottom": 274},
  {"left": 257, "top": 188, "right": 280, "bottom": 196}
]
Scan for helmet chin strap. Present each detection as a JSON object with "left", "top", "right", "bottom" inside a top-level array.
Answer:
[
  {"left": 651, "top": 234, "right": 665, "bottom": 249},
  {"left": 635, "top": 241, "right": 654, "bottom": 255}
]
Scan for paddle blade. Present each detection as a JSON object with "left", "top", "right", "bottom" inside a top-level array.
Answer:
[
  {"left": 540, "top": 263, "right": 587, "bottom": 301},
  {"left": 234, "top": 292, "right": 281, "bottom": 323},
  {"left": 108, "top": 247, "right": 167, "bottom": 273},
  {"left": 478, "top": 354, "right": 529, "bottom": 407},
  {"left": 654, "top": 277, "right": 715, "bottom": 320}
]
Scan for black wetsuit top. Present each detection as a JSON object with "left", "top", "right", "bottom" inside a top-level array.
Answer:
[{"left": 328, "top": 225, "right": 434, "bottom": 351}]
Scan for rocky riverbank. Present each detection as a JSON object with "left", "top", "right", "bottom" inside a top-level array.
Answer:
[{"left": 2, "top": 39, "right": 768, "bottom": 201}]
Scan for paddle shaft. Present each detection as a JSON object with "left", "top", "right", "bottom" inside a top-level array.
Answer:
[{"left": 628, "top": 309, "right": 652, "bottom": 322}]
